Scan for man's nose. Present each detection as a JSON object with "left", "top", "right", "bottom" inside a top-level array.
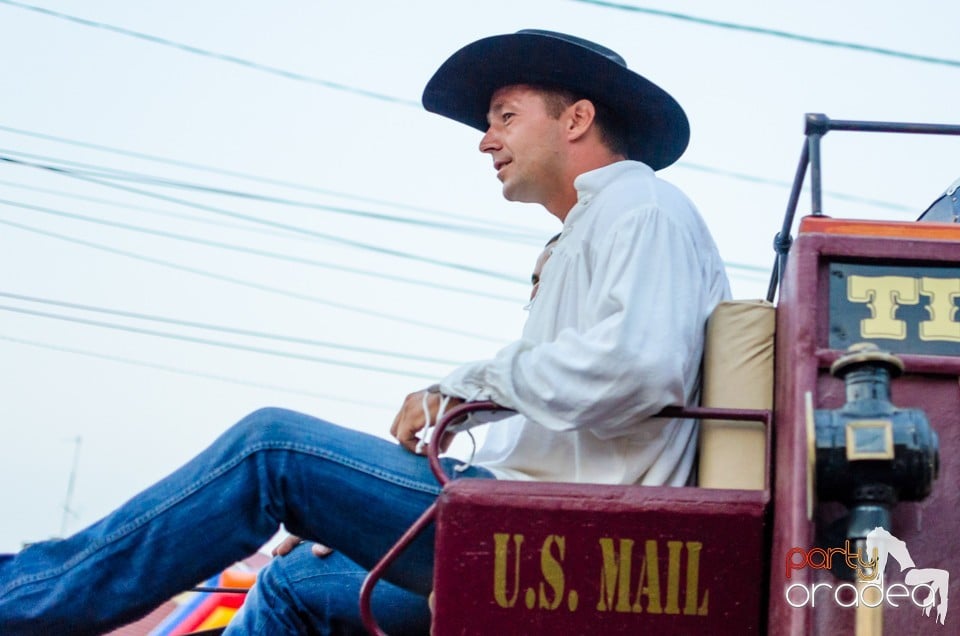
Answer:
[{"left": 479, "top": 127, "right": 500, "bottom": 153}]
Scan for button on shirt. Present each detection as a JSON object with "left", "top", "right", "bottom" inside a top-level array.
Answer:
[{"left": 439, "top": 161, "right": 731, "bottom": 486}]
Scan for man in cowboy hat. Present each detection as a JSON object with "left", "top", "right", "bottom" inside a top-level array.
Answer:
[
  {"left": 0, "top": 30, "right": 729, "bottom": 635},
  {"left": 227, "top": 29, "right": 731, "bottom": 633}
]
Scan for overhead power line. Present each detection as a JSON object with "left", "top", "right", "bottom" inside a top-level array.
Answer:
[
  {"left": 0, "top": 147, "right": 542, "bottom": 243},
  {"left": 0, "top": 145, "right": 906, "bottom": 276},
  {"left": 0, "top": 155, "right": 529, "bottom": 285},
  {"left": 0, "top": 123, "right": 921, "bottom": 231},
  {"left": 572, "top": 0, "right": 960, "bottom": 68},
  {"left": 2, "top": 138, "right": 921, "bottom": 221},
  {"left": 0, "top": 215, "right": 508, "bottom": 344},
  {"left": 0, "top": 131, "right": 828, "bottom": 280},
  {"left": 2, "top": 122, "right": 923, "bottom": 217},
  {"left": 0, "top": 0, "right": 420, "bottom": 106},
  {"left": 0, "top": 334, "right": 398, "bottom": 409},
  {"left": 0, "top": 156, "right": 785, "bottom": 285},
  {"left": 0, "top": 177, "right": 306, "bottom": 237},
  {"left": 0, "top": 125, "right": 922, "bottom": 267},
  {"left": 0, "top": 290, "right": 464, "bottom": 366},
  {"left": 11, "top": 0, "right": 957, "bottom": 100},
  {"left": 0, "top": 149, "right": 790, "bottom": 282},
  {"left": 0, "top": 303, "right": 443, "bottom": 380},
  {"left": 0, "top": 182, "right": 521, "bottom": 303},
  {"left": 0, "top": 124, "right": 540, "bottom": 235},
  {"left": 0, "top": 174, "right": 296, "bottom": 243},
  {"left": 677, "top": 162, "right": 917, "bottom": 214}
]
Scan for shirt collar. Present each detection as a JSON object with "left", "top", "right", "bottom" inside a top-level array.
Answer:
[{"left": 565, "top": 160, "right": 652, "bottom": 225}]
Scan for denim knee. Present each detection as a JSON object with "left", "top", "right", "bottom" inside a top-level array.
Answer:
[
  {"left": 244, "top": 545, "right": 432, "bottom": 634},
  {"left": 226, "top": 407, "right": 312, "bottom": 449}
]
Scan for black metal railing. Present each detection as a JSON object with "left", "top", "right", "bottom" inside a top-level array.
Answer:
[{"left": 766, "top": 114, "right": 960, "bottom": 302}]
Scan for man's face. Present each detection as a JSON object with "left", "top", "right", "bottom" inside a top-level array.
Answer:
[{"left": 480, "top": 85, "right": 566, "bottom": 206}]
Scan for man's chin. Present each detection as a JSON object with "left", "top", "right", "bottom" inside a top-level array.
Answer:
[{"left": 501, "top": 183, "right": 535, "bottom": 204}]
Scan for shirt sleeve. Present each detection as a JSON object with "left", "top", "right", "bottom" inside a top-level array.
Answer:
[{"left": 438, "top": 205, "right": 712, "bottom": 439}]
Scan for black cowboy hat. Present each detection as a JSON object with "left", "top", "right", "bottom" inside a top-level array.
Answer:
[{"left": 422, "top": 29, "right": 689, "bottom": 170}]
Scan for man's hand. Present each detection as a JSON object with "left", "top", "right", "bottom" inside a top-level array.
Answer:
[
  {"left": 272, "top": 535, "right": 333, "bottom": 558},
  {"left": 390, "top": 390, "right": 463, "bottom": 454}
]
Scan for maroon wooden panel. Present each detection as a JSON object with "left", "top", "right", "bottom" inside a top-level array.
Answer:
[
  {"left": 771, "top": 220, "right": 960, "bottom": 635},
  {"left": 432, "top": 480, "right": 769, "bottom": 635}
]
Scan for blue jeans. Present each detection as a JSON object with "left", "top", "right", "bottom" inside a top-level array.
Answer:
[
  {"left": 0, "top": 407, "right": 493, "bottom": 635},
  {"left": 226, "top": 542, "right": 431, "bottom": 635}
]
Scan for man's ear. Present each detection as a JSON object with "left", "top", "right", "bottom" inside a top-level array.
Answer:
[{"left": 565, "top": 99, "right": 596, "bottom": 142}]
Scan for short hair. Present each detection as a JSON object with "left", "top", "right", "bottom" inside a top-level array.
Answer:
[{"left": 532, "top": 85, "right": 629, "bottom": 157}]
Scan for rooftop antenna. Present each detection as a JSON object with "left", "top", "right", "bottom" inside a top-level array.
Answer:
[{"left": 60, "top": 436, "right": 82, "bottom": 537}]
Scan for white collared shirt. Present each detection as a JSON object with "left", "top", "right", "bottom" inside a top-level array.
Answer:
[{"left": 440, "top": 161, "right": 731, "bottom": 485}]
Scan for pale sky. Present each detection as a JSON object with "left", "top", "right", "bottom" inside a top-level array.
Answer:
[{"left": 1, "top": 0, "right": 958, "bottom": 553}]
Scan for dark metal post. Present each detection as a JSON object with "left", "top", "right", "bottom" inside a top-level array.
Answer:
[
  {"left": 805, "top": 113, "right": 831, "bottom": 216},
  {"left": 766, "top": 140, "right": 810, "bottom": 302},
  {"left": 808, "top": 134, "right": 822, "bottom": 215}
]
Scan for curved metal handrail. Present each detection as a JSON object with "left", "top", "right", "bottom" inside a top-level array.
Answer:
[
  {"left": 426, "top": 400, "right": 514, "bottom": 486},
  {"left": 359, "top": 400, "right": 510, "bottom": 635}
]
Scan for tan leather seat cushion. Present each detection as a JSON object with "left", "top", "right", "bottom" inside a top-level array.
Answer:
[{"left": 698, "top": 299, "right": 775, "bottom": 490}]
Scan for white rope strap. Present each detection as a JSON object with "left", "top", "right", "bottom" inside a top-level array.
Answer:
[{"left": 415, "top": 391, "right": 451, "bottom": 455}]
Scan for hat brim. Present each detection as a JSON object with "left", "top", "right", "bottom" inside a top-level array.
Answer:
[{"left": 422, "top": 32, "right": 689, "bottom": 170}]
